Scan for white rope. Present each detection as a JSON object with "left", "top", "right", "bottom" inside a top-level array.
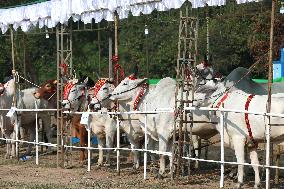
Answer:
[
  {"left": 18, "top": 74, "right": 40, "bottom": 88},
  {"left": 0, "top": 136, "right": 282, "bottom": 170}
]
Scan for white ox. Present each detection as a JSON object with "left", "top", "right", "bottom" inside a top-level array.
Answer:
[
  {"left": 0, "top": 77, "right": 52, "bottom": 158},
  {"left": 62, "top": 78, "right": 116, "bottom": 166},
  {"left": 109, "top": 63, "right": 218, "bottom": 176},
  {"left": 0, "top": 77, "right": 17, "bottom": 158},
  {"left": 15, "top": 87, "right": 52, "bottom": 155},
  {"left": 63, "top": 78, "right": 146, "bottom": 169},
  {"left": 195, "top": 76, "right": 284, "bottom": 189},
  {"left": 88, "top": 78, "right": 149, "bottom": 169}
]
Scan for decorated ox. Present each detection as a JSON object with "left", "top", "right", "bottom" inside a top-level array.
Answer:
[
  {"left": 34, "top": 78, "right": 92, "bottom": 163},
  {"left": 62, "top": 78, "right": 95, "bottom": 163},
  {"left": 88, "top": 78, "right": 146, "bottom": 168},
  {"left": 109, "top": 63, "right": 218, "bottom": 177},
  {"left": 194, "top": 71, "right": 284, "bottom": 189},
  {"left": 60, "top": 78, "right": 123, "bottom": 167}
]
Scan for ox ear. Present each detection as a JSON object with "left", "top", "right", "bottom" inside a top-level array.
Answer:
[{"left": 53, "top": 80, "right": 58, "bottom": 85}]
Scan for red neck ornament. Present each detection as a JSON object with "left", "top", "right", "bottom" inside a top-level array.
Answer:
[
  {"left": 128, "top": 75, "right": 137, "bottom": 80},
  {"left": 63, "top": 82, "right": 75, "bottom": 100},
  {"left": 93, "top": 79, "right": 107, "bottom": 97},
  {"left": 133, "top": 82, "right": 149, "bottom": 111}
]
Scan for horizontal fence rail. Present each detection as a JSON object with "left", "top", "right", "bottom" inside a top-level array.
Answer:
[{"left": 0, "top": 105, "right": 283, "bottom": 189}]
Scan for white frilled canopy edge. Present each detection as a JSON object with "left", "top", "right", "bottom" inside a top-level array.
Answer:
[{"left": 0, "top": 0, "right": 259, "bottom": 34}]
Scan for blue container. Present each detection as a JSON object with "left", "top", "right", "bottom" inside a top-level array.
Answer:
[
  {"left": 71, "top": 137, "right": 80, "bottom": 144},
  {"left": 71, "top": 136, "right": 98, "bottom": 145},
  {"left": 273, "top": 48, "right": 284, "bottom": 80},
  {"left": 91, "top": 136, "right": 98, "bottom": 145}
]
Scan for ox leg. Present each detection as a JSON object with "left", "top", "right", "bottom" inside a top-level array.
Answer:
[
  {"left": 97, "top": 137, "right": 105, "bottom": 166},
  {"left": 192, "top": 135, "right": 201, "bottom": 169},
  {"left": 19, "top": 127, "right": 25, "bottom": 146},
  {"left": 148, "top": 137, "right": 157, "bottom": 162},
  {"left": 11, "top": 131, "right": 17, "bottom": 158},
  {"left": 79, "top": 126, "right": 87, "bottom": 164},
  {"left": 26, "top": 127, "right": 36, "bottom": 155},
  {"left": 233, "top": 136, "right": 245, "bottom": 189},
  {"left": 249, "top": 148, "right": 260, "bottom": 189},
  {"left": 41, "top": 115, "right": 52, "bottom": 152},
  {"left": 126, "top": 135, "right": 140, "bottom": 170},
  {"left": 105, "top": 136, "right": 113, "bottom": 166},
  {"left": 5, "top": 140, "right": 11, "bottom": 159},
  {"left": 158, "top": 138, "right": 168, "bottom": 178}
]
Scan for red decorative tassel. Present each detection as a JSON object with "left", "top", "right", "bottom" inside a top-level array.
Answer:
[
  {"left": 133, "top": 83, "right": 148, "bottom": 111},
  {"left": 63, "top": 82, "right": 74, "bottom": 100},
  {"left": 244, "top": 94, "right": 258, "bottom": 148}
]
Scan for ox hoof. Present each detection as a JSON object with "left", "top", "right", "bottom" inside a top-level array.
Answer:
[
  {"left": 5, "top": 154, "right": 14, "bottom": 159},
  {"left": 104, "top": 163, "right": 111, "bottom": 167},
  {"left": 253, "top": 184, "right": 261, "bottom": 189},
  {"left": 157, "top": 173, "right": 165, "bottom": 179},
  {"left": 132, "top": 164, "right": 139, "bottom": 170},
  {"left": 151, "top": 166, "right": 159, "bottom": 176},
  {"left": 96, "top": 162, "right": 103, "bottom": 167},
  {"left": 79, "top": 160, "right": 87, "bottom": 166},
  {"left": 234, "top": 182, "right": 243, "bottom": 189},
  {"left": 228, "top": 169, "right": 238, "bottom": 180}
]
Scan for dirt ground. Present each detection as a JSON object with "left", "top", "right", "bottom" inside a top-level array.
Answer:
[{"left": 0, "top": 140, "right": 283, "bottom": 189}]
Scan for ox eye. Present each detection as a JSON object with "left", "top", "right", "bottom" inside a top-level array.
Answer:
[
  {"left": 71, "top": 89, "right": 76, "bottom": 92},
  {"left": 46, "top": 84, "right": 51, "bottom": 87},
  {"left": 123, "top": 82, "right": 127, "bottom": 86}
]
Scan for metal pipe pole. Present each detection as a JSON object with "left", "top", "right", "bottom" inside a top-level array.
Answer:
[
  {"left": 116, "top": 115, "right": 120, "bottom": 175},
  {"left": 220, "top": 110, "right": 224, "bottom": 188},
  {"left": 144, "top": 102, "right": 148, "bottom": 180},
  {"left": 266, "top": 1, "right": 275, "bottom": 188},
  {"left": 35, "top": 101, "right": 39, "bottom": 165},
  {"left": 145, "top": 25, "right": 149, "bottom": 78},
  {"left": 87, "top": 123, "right": 91, "bottom": 172}
]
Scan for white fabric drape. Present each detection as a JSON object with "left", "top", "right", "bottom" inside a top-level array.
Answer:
[{"left": 0, "top": 0, "right": 260, "bottom": 34}]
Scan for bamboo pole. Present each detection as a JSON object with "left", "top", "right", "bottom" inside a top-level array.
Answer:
[
  {"left": 266, "top": 1, "right": 275, "bottom": 188},
  {"left": 10, "top": 28, "right": 19, "bottom": 160},
  {"left": 56, "top": 26, "right": 60, "bottom": 168},
  {"left": 98, "top": 23, "right": 101, "bottom": 75},
  {"left": 274, "top": 145, "right": 281, "bottom": 184},
  {"left": 109, "top": 37, "right": 113, "bottom": 79},
  {"left": 114, "top": 12, "right": 120, "bottom": 176}
]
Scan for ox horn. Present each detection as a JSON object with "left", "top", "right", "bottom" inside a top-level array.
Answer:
[{"left": 53, "top": 80, "right": 58, "bottom": 85}]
